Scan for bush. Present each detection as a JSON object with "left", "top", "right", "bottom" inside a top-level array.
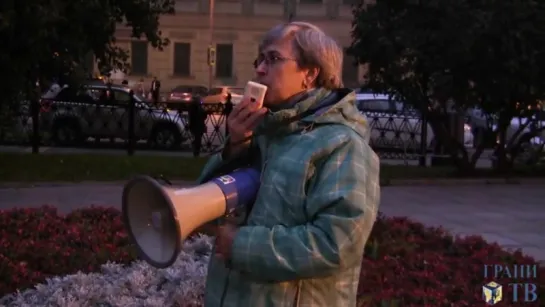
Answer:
[
  {"left": 0, "top": 206, "right": 137, "bottom": 296},
  {"left": 0, "top": 206, "right": 543, "bottom": 306},
  {"left": 359, "top": 216, "right": 545, "bottom": 306}
]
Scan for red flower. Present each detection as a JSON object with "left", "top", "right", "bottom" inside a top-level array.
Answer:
[{"left": 0, "top": 207, "right": 543, "bottom": 307}]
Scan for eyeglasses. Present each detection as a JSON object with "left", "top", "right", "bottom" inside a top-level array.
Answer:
[{"left": 253, "top": 53, "right": 297, "bottom": 68}]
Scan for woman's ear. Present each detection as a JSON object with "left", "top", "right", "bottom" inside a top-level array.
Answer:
[{"left": 305, "top": 67, "right": 320, "bottom": 87}]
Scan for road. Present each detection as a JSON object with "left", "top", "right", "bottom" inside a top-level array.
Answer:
[{"left": 0, "top": 145, "right": 496, "bottom": 168}]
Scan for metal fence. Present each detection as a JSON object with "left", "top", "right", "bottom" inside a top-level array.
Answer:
[{"left": 0, "top": 96, "right": 434, "bottom": 163}]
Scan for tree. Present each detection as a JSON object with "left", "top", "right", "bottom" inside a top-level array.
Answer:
[
  {"left": 0, "top": 0, "right": 174, "bottom": 151},
  {"left": 348, "top": 0, "right": 545, "bottom": 172},
  {"left": 0, "top": 0, "right": 174, "bottom": 109}
]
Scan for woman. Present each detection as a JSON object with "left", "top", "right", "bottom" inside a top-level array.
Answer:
[{"left": 197, "top": 21, "right": 381, "bottom": 306}]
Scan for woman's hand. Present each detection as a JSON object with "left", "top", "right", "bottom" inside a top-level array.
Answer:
[{"left": 225, "top": 97, "right": 268, "bottom": 158}]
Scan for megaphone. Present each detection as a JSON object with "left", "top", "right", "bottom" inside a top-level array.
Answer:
[{"left": 122, "top": 168, "right": 260, "bottom": 268}]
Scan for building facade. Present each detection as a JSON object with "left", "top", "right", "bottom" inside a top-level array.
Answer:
[{"left": 114, "top": 0, "right": 364, "bottom": 91}]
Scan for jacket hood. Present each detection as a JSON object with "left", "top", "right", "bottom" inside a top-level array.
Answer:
[{"left": 256, "top": 88, "right": 370, "bottom": 142}]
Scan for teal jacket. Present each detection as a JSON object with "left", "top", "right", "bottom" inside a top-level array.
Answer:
[{"left": 197, "top": 88, "right": 381, "bottom": 307}]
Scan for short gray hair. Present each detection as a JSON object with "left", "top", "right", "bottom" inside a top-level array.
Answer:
[{"left": 259, "top": 21, "right": 343, "bottom": 89}]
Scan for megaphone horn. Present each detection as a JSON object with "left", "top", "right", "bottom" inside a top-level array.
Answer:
[{"left": 122, "top": 167, "right": 260, "bottom": 268}]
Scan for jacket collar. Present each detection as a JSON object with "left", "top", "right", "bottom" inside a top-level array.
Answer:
[{"left": 255, "top": 88, "right": 334, "bottom": 137}]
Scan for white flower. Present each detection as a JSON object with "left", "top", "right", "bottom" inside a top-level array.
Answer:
[{"left": 0, "top": 235, "right": 213, "bottom": 307}]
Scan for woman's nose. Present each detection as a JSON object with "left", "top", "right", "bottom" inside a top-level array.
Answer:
[{"left": 255, "top": 60, "right": 267, "bottom": 75}]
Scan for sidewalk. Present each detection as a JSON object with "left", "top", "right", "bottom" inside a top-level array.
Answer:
[{"left": 1, "top": 183, "right": 543, "bottom": 261}]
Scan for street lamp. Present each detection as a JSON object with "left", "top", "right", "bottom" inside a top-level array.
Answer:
[
  {"left": 207, "top": 0, "right": 215, "bottom": 90},
  {"left": 286, "top": 0, "right": 295, "bottom": 22}
]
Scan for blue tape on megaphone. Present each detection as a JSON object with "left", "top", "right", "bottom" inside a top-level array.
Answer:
[{"left": 211, "top": 168, "right": 261, "bottom": 215}]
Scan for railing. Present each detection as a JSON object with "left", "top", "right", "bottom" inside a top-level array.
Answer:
[
  {"left": 0, "top": 95, "right": 434, "bottom": 163},
  {"left": 362, "top": 108, "right": 431, "bottom": 162}
]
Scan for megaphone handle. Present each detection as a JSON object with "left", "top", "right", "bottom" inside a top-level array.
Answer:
[
  {"left": 218, "top": 206, "right": 248, "bottom": 226},
  {"left": 199, "top": 207, "right": 247, "bottom": 235},
  {"left": 196, "top": 204, "right": 243, "bottom": 229}
]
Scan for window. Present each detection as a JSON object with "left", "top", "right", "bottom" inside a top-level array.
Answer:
[
  {"left": 397, "top": 102, "right": 418, "bottom": 114},
  {"left": 357, "top": 99, "right": 392, "bottom": 112},
  {"left": 85, "top": 89, "right": 103, "bottom": 102},
  {"left": 173, "top": 42, "right": 191, "bottom": 76},
  {"left": 130, "top": 41, "right": 148, "bottom": 75},
  {"left": 193, "top": 86, "right": 209, "bottom": 96},
  {"left": 56, "top": 88, "right": 97, "bottom": 104},
  {"left": 55, "top": 88, "right": 79, "bottom": 102},
  {"left": 112, "top": 90, "right": 132, "bottom": 104},
  {"left": 342, "top": 48, "right": 359, "bottom": 88},
  {"left": 171, "top": 85, "right": 192, "bottom": 93},
  {"left": 216, "top": 44, "right": 234, "bottom": 78}
]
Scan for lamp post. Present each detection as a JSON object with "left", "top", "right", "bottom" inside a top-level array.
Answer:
[
  {"left": 286, "top": 0, "right": 295, "bottom": 22},
  {"left": 207, "top": 0, "right": 215, "bottom": 90}
]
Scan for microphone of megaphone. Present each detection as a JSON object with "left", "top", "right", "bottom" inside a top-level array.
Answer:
[{"left": 122, "top": 167, "right": 260, "bottom": 268}]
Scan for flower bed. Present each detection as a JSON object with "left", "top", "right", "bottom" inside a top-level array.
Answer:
[{"left": 0, "top": 206, "right": 543, "bottom": 306}]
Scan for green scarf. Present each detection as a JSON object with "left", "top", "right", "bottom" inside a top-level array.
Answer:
[{"left": 255, "top": 87, "right": 334, "bottom": 137}]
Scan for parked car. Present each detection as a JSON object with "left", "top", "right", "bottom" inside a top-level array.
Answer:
[
  {"left": 466, "top": 105, "right": 545, "bottom": 148},
  {"left": 203, "top": 87, "right": 228, "bottom": 104},
  {"left": 491, "top": 111, "right": 545, "bottom": 165},
  {"left": 206, "top": 86, "right": 245, "bottom": 104},
  {"left": 9, "top": 84, "right": 68, "bottom": 140},
  {"left": 40, "top": 83, "right": 188, "bottom": 149},
  {"left": 168, "top": 85, "right": 209, "bottom": 102},
  {"left": 355, "top": 93, "right": 474, "bottom": 152}
]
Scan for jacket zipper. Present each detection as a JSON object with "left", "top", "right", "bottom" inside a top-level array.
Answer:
[
  {"left": 260, "top": 160, "right": 268, "bottom": 183},
  {"left": 219, "top": 270, "right": 231, "bottom": 307},
  {"left": 293, "top": 281, "right": 302, "bottom": 307},
  {"left": 260, "top": 137, "right": 271, "bottom": 180}
]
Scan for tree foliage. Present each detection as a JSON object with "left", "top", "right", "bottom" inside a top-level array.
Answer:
[
  {"left": 349, "top": 0, "right": 545, "bottom": 170},
  {"left": 0, "top": 0, "right": 174, "bottom": 106}
]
